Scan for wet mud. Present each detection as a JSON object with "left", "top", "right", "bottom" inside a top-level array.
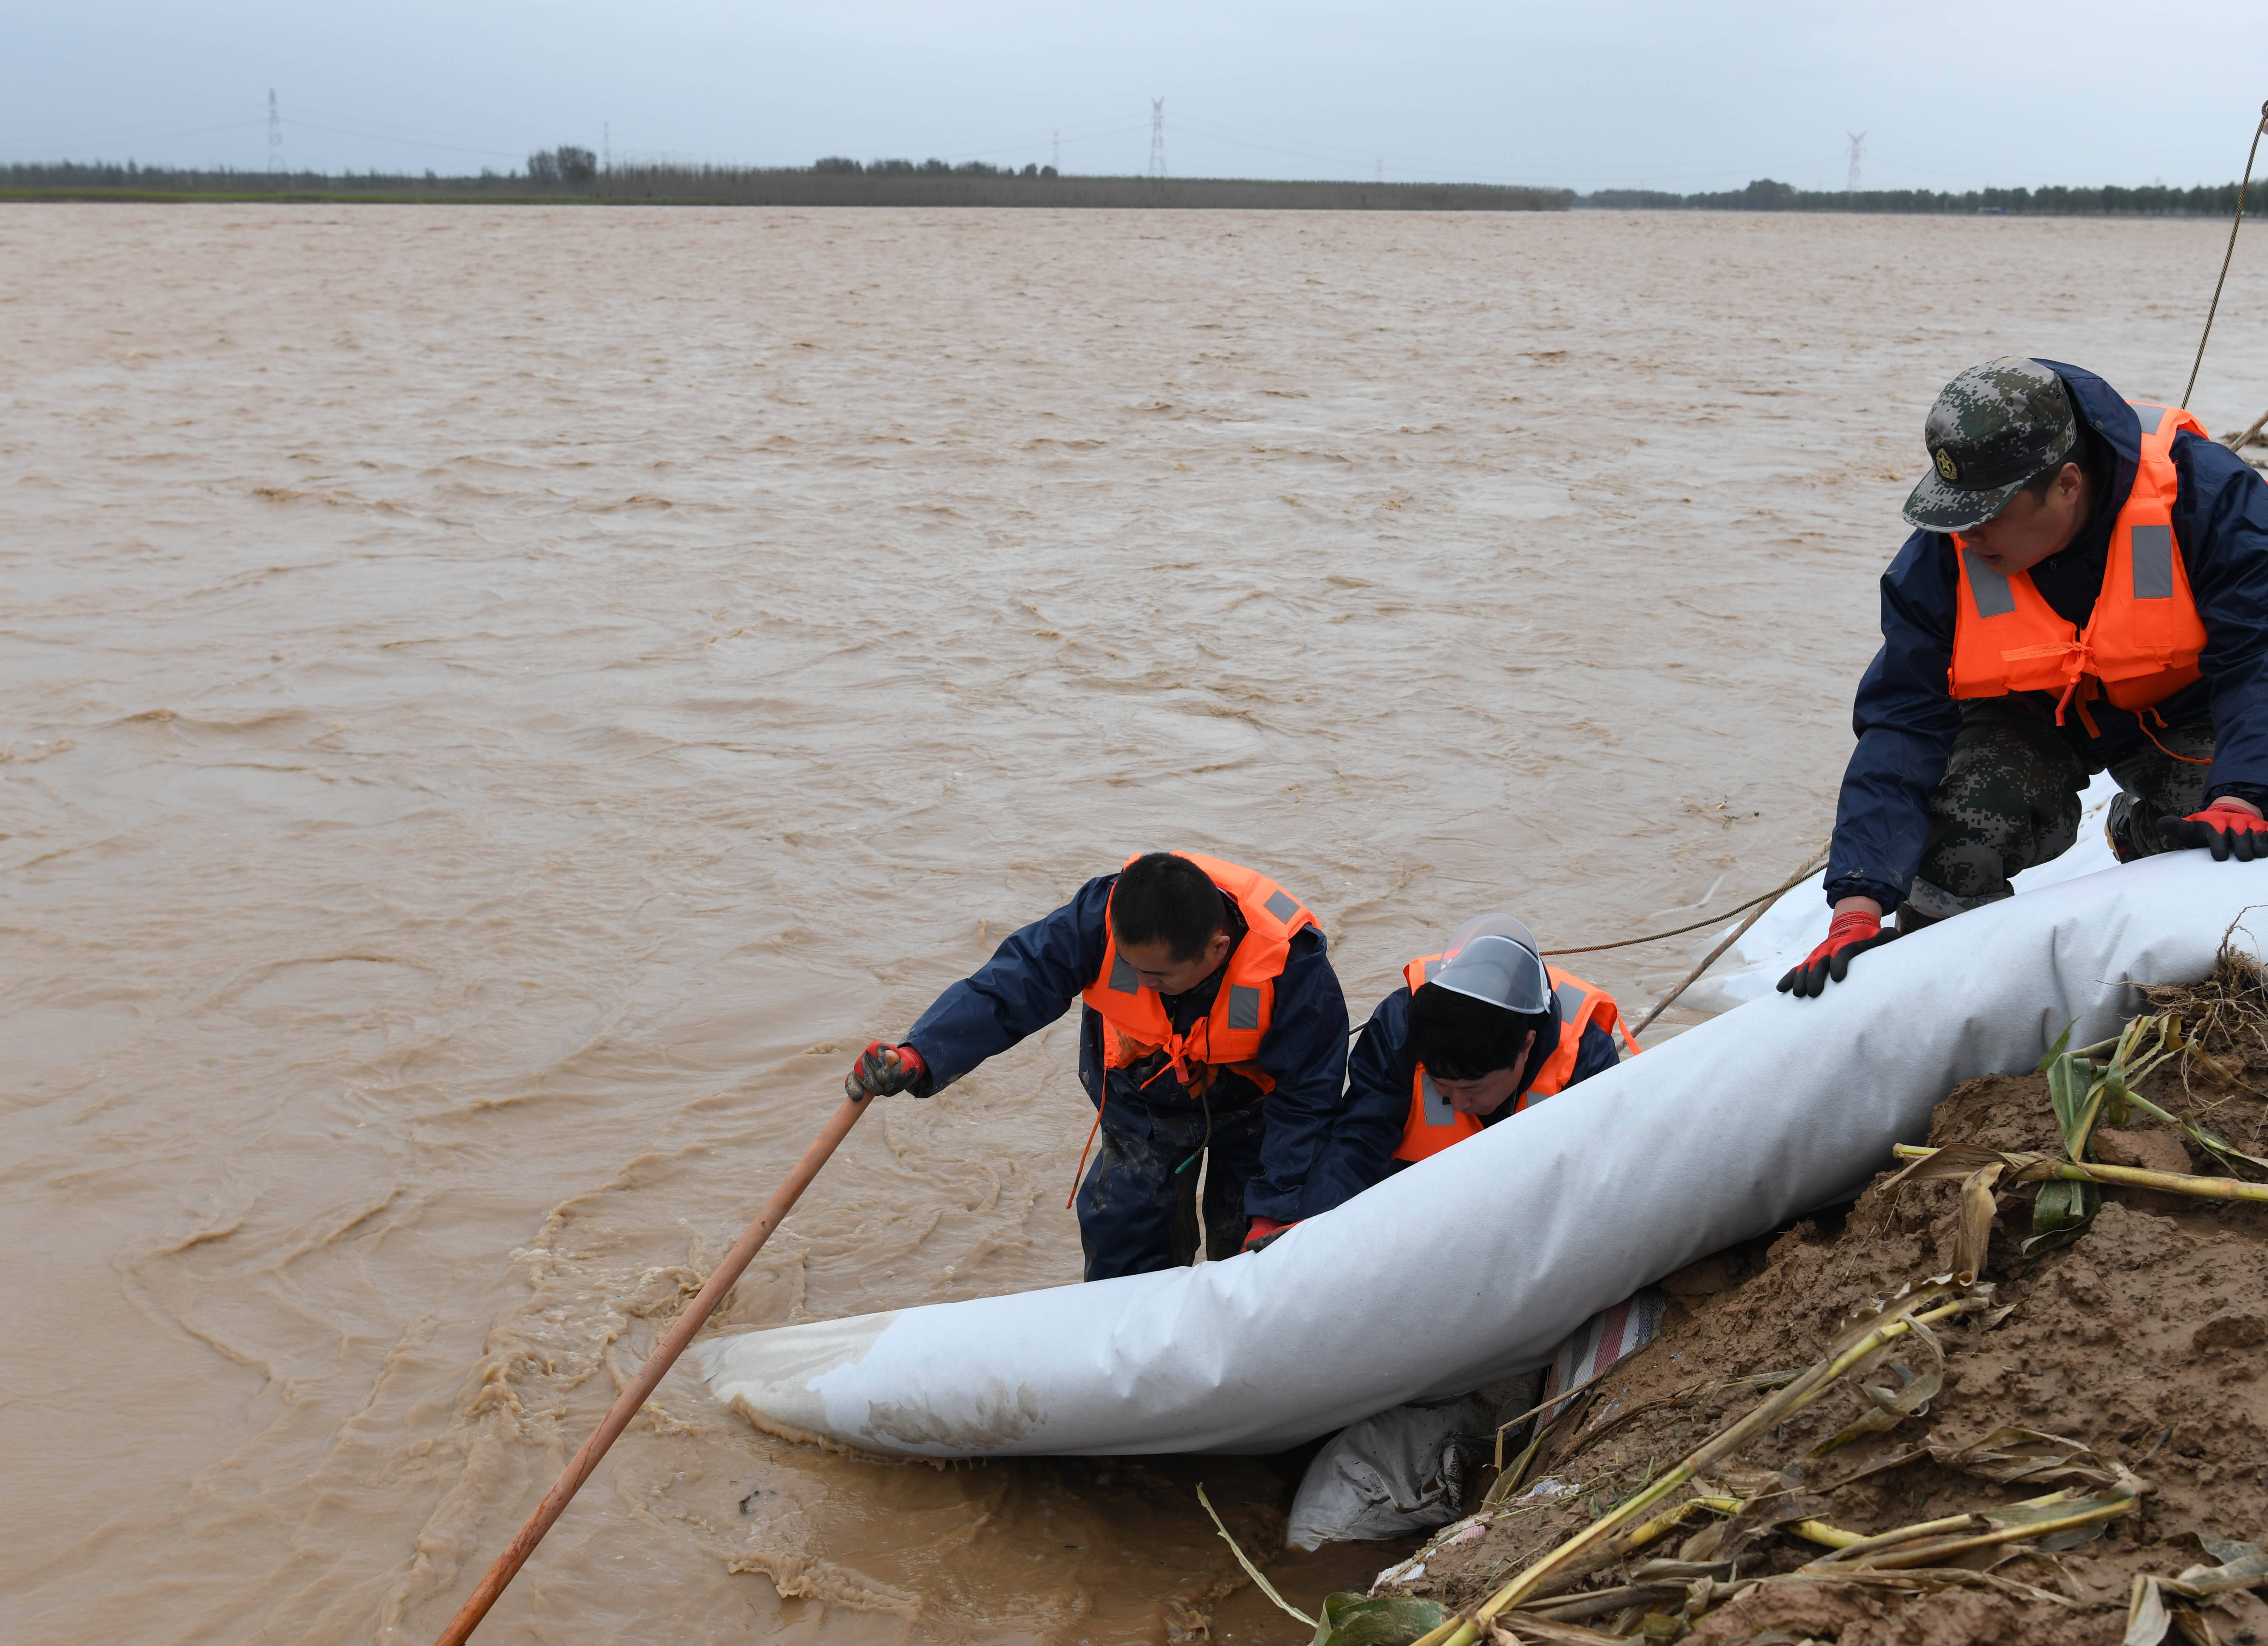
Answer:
[{"left": 1386, "top": 970, "right": 2268, "bottom": 1644}]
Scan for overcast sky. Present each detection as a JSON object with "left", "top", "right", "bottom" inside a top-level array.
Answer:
[{"left": 7, "top": 0, "right": 2262, "bottom": 192}]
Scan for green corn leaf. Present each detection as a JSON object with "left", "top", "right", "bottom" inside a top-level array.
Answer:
[
  {"left": 2022, "top": 1177, "right": 2099, "bottom": 1256},
  {"left": 2037, "top": 1017, "right": 2079, "bottom": 1073},
  {"left": 2045, "top": 1055, "right": 2094, "bottom": 1153}
]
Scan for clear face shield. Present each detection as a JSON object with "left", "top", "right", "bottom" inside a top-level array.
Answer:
[{"left": 1430, "top": 914, "right": 1551, "bottom": 1016}]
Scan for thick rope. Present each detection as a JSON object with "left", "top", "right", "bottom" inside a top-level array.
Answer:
[
  {"left": 1541, "top": 846, "right": 1827, "bottom": 957},
  {"left": 2182, "top": 99, "right": 2268, "bottom": 410}
]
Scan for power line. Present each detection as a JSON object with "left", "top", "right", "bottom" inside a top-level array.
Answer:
[
  {"left": 1164, "top": 112, "right": 1803, "bottom": 188},
  {"left": 2, "top": 115, "right": 265, "bottom": 157},
  {"left": 833, "top": 109, "right": 1154, "bottom": 166},
  {"left": 948, "top": 118, "right": 1149, "bottom": 163},
  {"left": 1162, "top": 114, "right": 1563, "bottom": 186},
  {"left": 5, "top": 97, "right": 1936, "bottom": 194},
  {"left": 273, "top": 112, "right": 524, "bottom": 159}
]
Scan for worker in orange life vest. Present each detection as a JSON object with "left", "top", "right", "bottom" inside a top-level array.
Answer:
[
  {"left": 1786, "top": 357, "right": 2268, "bottom": 997},
  {"left": 1335, "top": 915, "right": 1634, "bottom": 1185},
  {"left": 838, "top": 851, "right": 1351, "bottom": 1281}
]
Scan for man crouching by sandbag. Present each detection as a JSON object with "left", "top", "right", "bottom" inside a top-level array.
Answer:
[
  {"left": 1785, "top": 357, "right": 2268, "bottom": 999},
  {"left": 840, "top": 851, "right": 1351, "bottom": 1281},
  {"left": 1338, "top": 914, "right": 1637, "bottom": 1183}
]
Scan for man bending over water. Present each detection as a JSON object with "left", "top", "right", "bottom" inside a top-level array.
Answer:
[{"left": 840, "top": 851, "right": 1352, "bottom": 1280}]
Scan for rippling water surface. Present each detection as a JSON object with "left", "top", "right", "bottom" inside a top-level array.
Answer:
[{"left": 3, "top": 202, "right": 2261, "bottom": 1644}]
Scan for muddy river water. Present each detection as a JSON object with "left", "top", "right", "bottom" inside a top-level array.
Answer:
[{"left": 3, "top": 203, "right": 2262, "bottom": 1644}]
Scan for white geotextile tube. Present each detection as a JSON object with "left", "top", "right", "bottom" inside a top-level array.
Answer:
[{"left": 698, "top": 853, "right": 2265, "bottom": 1459}]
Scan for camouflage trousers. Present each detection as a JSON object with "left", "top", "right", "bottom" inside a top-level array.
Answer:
[{"left": 1905, "top": 698, "right": 2213, "bottom": 920}]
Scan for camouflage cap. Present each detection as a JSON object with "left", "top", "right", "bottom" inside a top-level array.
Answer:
[{"left": 1902, "top": 357, "right": 2078, "bottom": 533}]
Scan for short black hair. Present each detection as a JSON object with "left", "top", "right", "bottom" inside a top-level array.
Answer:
[
  {"left": 1111, "top": 852, "right": 1229, "bottom": 962},
  {"left": 2020, "top": 422, "right": 2103, "bottom": 504},
  {"left": 1407, "top": 982, "right": 1549, "bottom": 1082},
  {"left": 2020, "top": 458, "right": 2077, "bottom": 503}
]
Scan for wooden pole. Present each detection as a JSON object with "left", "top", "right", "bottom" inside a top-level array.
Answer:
[
  {"left": 432, "top": 1093, "right": 874, "bottom": 1646},
  {"left": 2225, "top": 406, "right": 2268, "bottom": 452}
]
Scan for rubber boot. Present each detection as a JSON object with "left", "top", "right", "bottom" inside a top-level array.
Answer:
[{"left": 2105, "top": 792, "right": 2142, "bottom": 863}]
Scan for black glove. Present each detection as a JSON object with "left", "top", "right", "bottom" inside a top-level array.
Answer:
[
  {"left": 1776, "top": 910, "right": 1899, "bottom": 999},
  {"left": 1243, "top": 1217, "right": 1295, "bottom": 1253},
  {"left": 2161, "top": 802, "right": 2268, "bottom": 863},
  {"left": 845, "top": 1040, "right": 926, "bottom": 1101}
]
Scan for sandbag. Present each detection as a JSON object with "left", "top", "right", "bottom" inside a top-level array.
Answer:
[
  {"left": 1282, "top": 1392, "right": 1497, "bottom": 1552},
  {"left": 697, "top": 852, "right": 2262, "bottom": 1459},
  {"left": 1282, "top": 1289, "right": 1660, "bottom": 1549}
]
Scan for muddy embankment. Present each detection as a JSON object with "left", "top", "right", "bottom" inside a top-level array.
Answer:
[{"left": 1357, "top": 956, "right": 2268, "bottom": 1646}]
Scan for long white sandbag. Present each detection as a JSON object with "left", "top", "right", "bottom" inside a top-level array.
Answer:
[{"left": 698, "top": 853, "right": 2262, "bottom": 1459}]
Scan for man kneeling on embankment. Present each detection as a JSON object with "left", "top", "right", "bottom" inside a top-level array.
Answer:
[{"left": 1786, "top": 356, "right": 2268, "bottom": 998}]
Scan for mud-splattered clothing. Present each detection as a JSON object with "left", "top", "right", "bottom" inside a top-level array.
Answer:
[
  {"left": 1827, "top": 360, "right": 2268, "bottom": 913},
  {"left": 1904, "top": 700, "right": 2212, "bottom": 917},
  {"left": 901, "top": 872, "right": 1351, "bottom": 1279},
  {"left": 1073, "top": 1102, "right": 1263, "bottom": 1281}
]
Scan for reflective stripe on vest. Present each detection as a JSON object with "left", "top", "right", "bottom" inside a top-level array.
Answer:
[
  {"left": 1391, "top": 960, "right": 1634, "bottom": 1163},
  {"left": 1948, "top": 400, "right": 2211, "bottom": 718},
  {"left": 1078, "top": 852, "right": 1317, "bottom": 1096}
]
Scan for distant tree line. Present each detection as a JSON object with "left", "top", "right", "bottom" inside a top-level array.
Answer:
[
  {"left": 1, "top": 159, "right": 510, "bottom": 196},
  {"left": 526, "top": 145, "right": 596, "bottom": 186},
  {"left": 14, "top": 158, "right": 2261, "bottom": 216},
  {"left": 816, "top": 156, "right": 1061, "bottom": 178},
  {"left": 9, "top": 158, "right": 2263, "bottom": 216},
  {"left": 1579, "top": 177, "right": 2268, "bottom": 216},
  {"left": 0, "top": 157, "right": 1571, "bottom": 211}
]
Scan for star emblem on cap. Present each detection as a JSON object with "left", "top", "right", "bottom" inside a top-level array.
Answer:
[{"left": 1933, "top": 447, "right": 1960, "bottom": 482}]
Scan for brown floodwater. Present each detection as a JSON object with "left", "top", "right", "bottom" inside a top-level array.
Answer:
[{"left": 2, "top": 202, "right": 2261, "bottom": 1645}]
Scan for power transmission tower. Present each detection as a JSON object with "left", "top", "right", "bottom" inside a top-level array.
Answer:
[
  {"left": 1846, "top": 131, "right": 1865, "bottom": 196},
  {"left": 603, "top": 121, "right": 611, "bottom": 173},
  {"left": 268, "top": 89, "right": 282, "bottom": 173},
  {"left": 1376, "top": 156, "right": 1384, "bottom": 183},
  {"left": 1148, "top": 99, "right": 1165, "bottom": 178},
  {"left": 1052, "top": 129, "right": 1060, "bottom": 171}
]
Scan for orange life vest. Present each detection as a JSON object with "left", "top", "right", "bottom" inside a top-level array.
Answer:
[
  {"left": 1079, "top": 852, "right": 1318, "bottom": 1098},
  {"left": 1949, "top": 401, "right": 2210, "bottom": 727},
  {"left": 1391, "top": 959, "right": 1634, "bottom": 1164}
]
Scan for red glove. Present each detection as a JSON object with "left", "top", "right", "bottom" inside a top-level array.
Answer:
[
  {"left": 1777, "top": 909, "right": 1899, "bottom": 999},
  {"left": 2163, "top": 801, "right": 2268, "bottom": 863},
  {"left": 1243, "top": 1217, "right": 1294, "bottom": 1254},
  {"left": 845, "top": 1040, "right": 926, "bottom": 1101}
]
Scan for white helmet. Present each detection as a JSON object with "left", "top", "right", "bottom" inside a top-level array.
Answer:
[{"left": 1429, "top": 914, "right": 1552, "bottom": 1016}]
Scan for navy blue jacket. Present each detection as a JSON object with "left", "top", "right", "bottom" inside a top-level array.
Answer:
[
  {"left": 1827, "top": 361, "right": 2268, "bottom": 910},
  {"left": 901, "top": 874, "right": 1352, "bottom": 1223},
  {"left": 1339, "top": 983, "right": 1622, "bottom": 1191}
]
